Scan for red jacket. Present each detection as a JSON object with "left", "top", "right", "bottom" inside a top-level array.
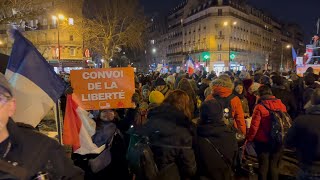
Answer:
[
  {"left": 246, "top": 96, "right": 287, "bottom": 143},
  {"left": 206, "top": 86, "right": 246, "bottom": 135}
]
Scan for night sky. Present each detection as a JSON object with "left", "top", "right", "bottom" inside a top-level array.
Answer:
[{"left": 141, "top": 0, "right": 319, "bottom": 42}]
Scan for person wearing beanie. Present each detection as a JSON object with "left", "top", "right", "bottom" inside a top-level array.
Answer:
[
  {"left": 0, "top": 73, "right": 83, "bottom": 179},
  {"left": 153, "top": 77, "right": 172, "bottom": 97},
  {"left": 285, "top": 89, "right": 320, "bottom": 179},
  {"left": 149, "top": 91, "right": 165, "bottom": 105},
  {"left": 196, "top": 99, "right": 238, "bottom": 180},
  {"left": 206, "top": 75, "right": 246, "bottom": 135}
]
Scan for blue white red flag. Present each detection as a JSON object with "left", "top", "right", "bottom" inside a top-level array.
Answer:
[
  {"left": 5, "top": 29, "right": 66, "bottom": 127},
  {"left": 292, "top": 47, "right": 297, "bottom": 63}
]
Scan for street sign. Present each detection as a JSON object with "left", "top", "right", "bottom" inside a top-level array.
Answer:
[{"left": 201, "top": 52, "right": 211, "bottom": 61}]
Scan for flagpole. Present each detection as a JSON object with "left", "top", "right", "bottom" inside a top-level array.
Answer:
[{"left": 317, "top": 18, "right": 320, "bottom": 35}]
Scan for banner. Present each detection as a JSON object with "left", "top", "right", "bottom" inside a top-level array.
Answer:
[{"left": 70, "top": 67, "right": 135, "bottom": 110}]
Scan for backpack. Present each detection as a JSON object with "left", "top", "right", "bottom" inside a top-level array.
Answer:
[
  {"left": 214, "top": 95, "right": 245, "bottom": 144},
  {"left": 260, "top": 102, "right": 292, "bottom": 148},
  {"left": 127, "top": 134, "right": 159, "bottom": 180}
]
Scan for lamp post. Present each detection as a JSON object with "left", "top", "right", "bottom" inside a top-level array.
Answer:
[
  {"left": 52, "top": 14, "right": 65, "bottom": 72},
  {"left": 224, "top": 21, "right": 237, "bottom": 71},
  {"left": 280, "top": 44, "right": 291, "bottom": 72}
]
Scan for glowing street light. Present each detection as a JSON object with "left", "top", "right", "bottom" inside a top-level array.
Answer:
[
  {"left": 286, "top": 45, "right": 291, "bottom": 49},
  {"left": 152, "top": 48, "right": 156, "bottom": 53},
  {"left": 52, "top": 15, "right": 57, "bottom": 20},
  {"left": 58, "top": 14, "right": 65, "bottom": 20},
  {"left": 0, "top": 40, "right": 3, "bottom": 45},
  {"left": 233, "top": 21, "right": 238, "bottom": 26},
  {"left": 223, "top": 21, "right": 229, "bottom": 26}
]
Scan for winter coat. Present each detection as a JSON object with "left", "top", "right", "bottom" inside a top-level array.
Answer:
[
  {"left": 246, "top": 96, "right": 287, "bottom": 143},
  {"left": 285, "top": 105, "right": 320, "bottom": 171},
  {"left": 206, "top": 86, "right": 247, "bottom": 135},
  {"left": 271, "top": 85, "right": 297, "bottom": 118},
  {"left": 243, "top": 79, "right": 256, "bottom": 115},
  {"left": 196, "top": 123, "right": 238, "bottom": 180},
  {"left": 0, "top": 119, "right": 83, "bottom": 180},
  {"left": 74, "top": 122, "right": 129, "bottom": 180},
  {"left": 233, "top": 90, "right": 250, "bottom": 117},
  {"left": 177, "top": 78, "right": 198, "bottom": 117},
  {"left": 134, "top": 103, "right": 197, "bottom": 180},
  {"left": 303, "top": 83, "right": 320, "bottom": 106}
]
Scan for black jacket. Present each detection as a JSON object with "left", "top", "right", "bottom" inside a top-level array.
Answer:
[
  {"left": 196, "top": 123, "right": 238, "bottom": 180},
  {"left": 271, "top": 85, "right": 297, "bottom": 118},
  {"left": 285, "top": 105, "right": 320, "bottom": 171},
  {"left": 134, "top": 104, "right": 197, "bottom": 180},
  {"left": 0, "top": 119, "right": 83, "bottom": 180}
]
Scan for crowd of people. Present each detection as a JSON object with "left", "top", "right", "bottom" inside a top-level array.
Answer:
[
  {"left": 2, "top": 66, "right": 320, "bottom": 180},
  {"left": 66, "top": 66, "right": 320, "bottom": 180}
]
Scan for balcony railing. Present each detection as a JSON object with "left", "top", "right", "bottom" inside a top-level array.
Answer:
[{"left": 215, "top": 35, "right": 225, "bottom": 40}]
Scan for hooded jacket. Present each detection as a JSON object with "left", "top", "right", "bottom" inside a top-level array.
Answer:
[
  {"left": 206, "top": 78, "right": 246, "bottom": 135},
  {"left": 285, "top": 105, "right": 320, "bottom": 171},
  {"left": 246, "top": 96, "right": 287, "bottom": 143},
  {"left": 0, "top": 119, "right": 83, "bottom": 180},
  {"left": 133, "top": 103, "right": 197, "bottom": 180}
]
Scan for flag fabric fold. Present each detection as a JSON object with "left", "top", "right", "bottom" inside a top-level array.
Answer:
[
  {"left": 63, "top": 95, "right": 105, "bottom": 155},
  {"left": 292, "top": 47, "right": 297, "bottom": 65},
  {"left": 187, "top": 57, "right": 195, "bottom": 75},
  {"left": 5, "top": 29, "right": 66, "bottom": 127}
]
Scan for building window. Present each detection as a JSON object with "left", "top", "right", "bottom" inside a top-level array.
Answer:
[
  {"left": 68, "top": 18, "right": 74, "bottom": 25},
  {"left": 218, "top": 54, "right": 222, "bottom": 61},
  {"left": 218, "top": 43, "right": 222, "bottom": 50},
  {"left": 151, "top": 40, "right": 155, "bottom": 44},
  {"left": 218, "top": 9, "right": 223, "bottom": 16},
  {"left": 43, "top": 18, "right": 48, "bottom": 25},
  {"left": 219, "top": 31, "right": 223, "bottom": 36},
  {"left": 70, "top": 35, "right": 74, "bottom": 41},
  {"left": 70, "top": 48, "right": 76, "bottom": 56}
]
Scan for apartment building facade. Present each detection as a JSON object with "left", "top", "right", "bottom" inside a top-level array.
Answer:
[
  {"left": 0, "top": 0, "right": 85, "bottom": 72},
  {"left": 151, "top": 0, "right": 304, "bottom": 72}
]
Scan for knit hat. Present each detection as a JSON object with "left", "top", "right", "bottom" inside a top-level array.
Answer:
[
  {"left": 248, "top": 82, "right": 261, "bottom": 95},
  {"left": 0, "top": 73, "right": 12, "bottom": 96},
  {"left": 149, "top": 91, "right": 165, "bottom": 104},
  {"left": 200, "top": 99, "right": 223, "bottom": 124},
  {"left": 154, "top": 77, "right": 166, "bottom": 87},
  {"left": 211, "top": 74, "right": 234, "bottom": 89}
]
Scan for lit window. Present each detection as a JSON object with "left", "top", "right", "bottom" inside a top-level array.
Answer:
[
  {"left": 70, "top": 48, "right": 76, "bottom": 56},
  {"left": 43, "top": 18, "right": 48, "bottom": 25},
  {"left": 151, "top": 40, "right": 155, "bottom": 44},
  {"left": 70, "top": 35, "right": 74, "bottom": 41},
  {"left": 68, "top": 18, "right": 74, "bottom": 25}
]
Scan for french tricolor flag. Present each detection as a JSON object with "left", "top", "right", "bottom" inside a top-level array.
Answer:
[
  {"left": 5, "top": 29, "right": 66, "bottom": 127},
  {"left": 187, "top": 57, "right": 195, "bottom": 75},
  {"left": 63, "top": 95, "right": 105, "bottom": 154}
]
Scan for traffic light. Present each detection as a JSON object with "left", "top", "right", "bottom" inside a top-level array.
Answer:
[
  {"left": 201, "top": 52, "right": 211, "bottom": 61},
  {"left": 230, "top": 51, "right": 236, "bottom": 61}
]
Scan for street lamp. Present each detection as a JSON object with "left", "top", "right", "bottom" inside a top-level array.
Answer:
[
  {"left": 280, "top": 44, "right": 291, "bottom": 72},
  {"left": 52, "top": 14, "right": 66, "bottom": 71},
  {"left": 0, "top": 40, "right": 3, "bottom": 45},
  {"left": 152, "top": 48, "right": 156, "bottom": 53}
]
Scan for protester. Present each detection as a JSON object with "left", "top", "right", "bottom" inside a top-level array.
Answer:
[
  {"left": 133, "top": 90, "right": 197, "bottom": 180},
  {"left": 206, "top": 75, "right": 246, "bottom": 135},
  {"left": 246, "top": 85, "right": 287, "bottom": 180},
  {"left": 303, "top": 73, "right": 320, "bottom": 108},
  {"left": 285, "top": 89, "right": 320, "bottom": 179},
  {"left": 90, "top": 109, "right": 129, "bottom": 180},
  {"left": 154, "top": 77, "right": 172, "bottom": 97},
  {"left": 177, "top": 78, "right": 197, "bottom": 117},
  {"left": 271, "top": 75, "right": 297, "bottom": 118},
  {"left": 141, "top": 85, "right": 151, "bottom": 103},
  {"left": 198, "top": 78, "right": 211, "bottom": 102},
  {"left": 0, "top": 73, "right": 83, "bottom": 179},
  {"left": 234, "top": 80, "right": 250, "bottom": 118},
  {"left": 196, "top": 99, "right": 238, "bottom": 180}
]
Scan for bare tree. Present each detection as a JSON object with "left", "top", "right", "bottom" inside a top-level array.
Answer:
[
  {"left": 0, "top": 0, "right": 48, "bottom": 24},
  {"left": 67, "top": 0, "right": 146, "bottom": 67}
]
